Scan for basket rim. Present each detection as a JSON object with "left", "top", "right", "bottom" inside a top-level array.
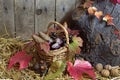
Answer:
[{"left": 47, "top": 21, "right": 69, "bottom": 46}]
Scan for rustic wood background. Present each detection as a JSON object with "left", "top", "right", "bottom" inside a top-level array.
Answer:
[{"left": 0, "top": 0, "right": 80, "bottom": 39}]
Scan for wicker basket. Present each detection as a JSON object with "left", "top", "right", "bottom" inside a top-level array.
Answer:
[{"left": 36, "top": 21, "right": 70, "bottom": 64}]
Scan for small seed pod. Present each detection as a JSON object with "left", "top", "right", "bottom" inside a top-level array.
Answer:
[
  {"left": 104, "top": 64, "right": 112, "bottom": 70},
  {"left": 110, "top": 68, "right": 119, "bottom": 77},
  {"left": 101, "top": 69, "right": 110, "bottom": 77},
  {"left": 95, "top": 63, "right": 103, "bottom": 71}
]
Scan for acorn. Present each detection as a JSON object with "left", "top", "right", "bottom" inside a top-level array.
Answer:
[
  {"left": 110, "top": 68, "right": 119, "bottom": 77},
  {"left": 104, "top": 64, "right": 112, "bottom": 70},
  {"left": 95, "top": 63, "right": 103, "bottom": 72},
  {"left": 101, "top": 69, "right": 110, "bottom": 77}
]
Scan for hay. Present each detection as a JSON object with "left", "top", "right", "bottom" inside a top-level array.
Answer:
[
  {"left": 0, "top": 37, "right": 42, "bottom": 80},
  {"left": 0, "top": 37, "right": 72, "bottom": 80},
  {"left": 0, "top": 37, "right": 119, "bottom": 80}
]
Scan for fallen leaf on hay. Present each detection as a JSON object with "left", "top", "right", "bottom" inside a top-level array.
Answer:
[
  {"left": 94, "top": 11, "right": 103, "bottom": 19},
  {"left": 67, "top": 60, "right": 96, "bottom": 80},
  {"left": 83, "top": 1, "right": 94, "bottom": 8},
  {"left": 111, "top": 0, "right": 120, "bottom": 5},
  {"left": 103, "top": 14, "right": 115, "bottom": 26},
  {"left": 44, "top": 61, "right": 66, "bottom": 80},
  {"left": 8, "top": 50, "right": 32, "bottom": 70}
]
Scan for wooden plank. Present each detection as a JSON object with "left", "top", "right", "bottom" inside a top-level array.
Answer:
[
  {"left": 35, "top": 0, "right": 55, "bottom": 33},
  {"left": 56, "top": 0, "right": 76, "bottom": 23},
  {"left": 15, "top": 0, "right": 34, "bottom": 39},
  {"left": 0, "top": 0, "right": 15, "bottom": 37}
]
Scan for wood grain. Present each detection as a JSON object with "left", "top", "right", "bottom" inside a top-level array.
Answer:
[
  {"left": 15, "top": 0, "right": 34, "bottom": 39},
  {"left": 35, "top": 0, "right": 55, "bottom": 33},
  {"left": 0, "top": 0, "right": 76, "bottom": 38},
  {"left": 0, "top": 0, "right": 14, "bottom": 37},
  {"left": 56, "top": 0, "right": 76, "bottom": 25}
]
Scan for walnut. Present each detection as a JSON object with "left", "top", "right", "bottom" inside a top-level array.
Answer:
[
  {"left": 110, "top": 68, "right": 119, "bottom": 77},
  {"left": 101, "top": 69, "right": 110, "bottom": 77},
  {"left": 104, "top": 64, "right": 112, "bottom": 70},
  {"left": 95, "top": 63, "right": 103, "bottom": 72}
]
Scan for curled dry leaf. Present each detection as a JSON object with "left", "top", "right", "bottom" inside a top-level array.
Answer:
[
  {"left": 103, "top": 14, "right": 115, "bottom": 26},
  {"left": 94, "top": 11, "right": 103, "bottom": 19},
  {"left": 88, "top": 7, "right": 97, "bottom": 15},
  {"left": 32, "top": 34, "right": 45, "bottom": 43},
  {"left": 39, "top": 32, "right": 53, "bottom": 43}
]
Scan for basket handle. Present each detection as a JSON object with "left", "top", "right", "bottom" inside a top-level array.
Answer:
[{"left": 47, "top": 21, "right": 69, "bottom": 46}]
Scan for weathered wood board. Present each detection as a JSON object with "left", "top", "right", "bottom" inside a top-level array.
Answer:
[
  {"left": 56, "top": 0, "right": 76, "bottom": 22},
  {"left": 35, "top": 0, "right": 55, "bottom": 33},
  {"left": 0, "top": 0, "right": 14, "bottom": 37},
  {"left": 0, "top": 0, "right": 76, "bottom": 39},
  {"left": 15, "top": 0, "right": 34, "bottom": 39}
]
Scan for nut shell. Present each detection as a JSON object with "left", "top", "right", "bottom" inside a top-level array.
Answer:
[
  {"left": 95, "top": 63, "right": 103, "bottom": 71},
  {"left": 110, "top": 69, "right": 119, "bottom": 77},
  {"left": 101, "top": 69, "right": 110, "bottom": 77},
  {"left": 104, "top": 64, "right": 112, "bottom": 70}
]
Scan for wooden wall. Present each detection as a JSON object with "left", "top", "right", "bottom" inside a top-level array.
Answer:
[{"left": 0, "top": 0, "right": 79, "bottom": 39}]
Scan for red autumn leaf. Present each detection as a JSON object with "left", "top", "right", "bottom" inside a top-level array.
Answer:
[
  {"left": 8, "top": 50, "right": 32, "bottom": 70},
  {"left": 111, "top": 0, "right": 120, "bottom": 5},
  {"left": 83, "top": 1, "right": 94, "bottom": 8},
  {"left": 117, "top": 0, "right": 120, "bottom": 3},
  {"left": 103, "top": 14, "right": 115, "bottom": 26},
  {"left": 67, "top": 60, "right": 96, "bottom": 80},
  {"left": 94, "top": 11, "right": 103, "bottom": 19}
]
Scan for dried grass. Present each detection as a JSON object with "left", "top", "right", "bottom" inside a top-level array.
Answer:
[
  {"left": 0, "top": 36, "right": 42, "bottom": 80},
  {"left": 0, "top": 35, "right": 119, "bottom": 80}
]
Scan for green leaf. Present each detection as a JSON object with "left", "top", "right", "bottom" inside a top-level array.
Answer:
[
  {"left": 44, "top": 61, "right": 66, "bottom": 80},
  {"left": 69, "top": 36, "right": 83, "bottom": 54},
  {"left": 69, "top": 42, "right": 79, "bottom": 54}
]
